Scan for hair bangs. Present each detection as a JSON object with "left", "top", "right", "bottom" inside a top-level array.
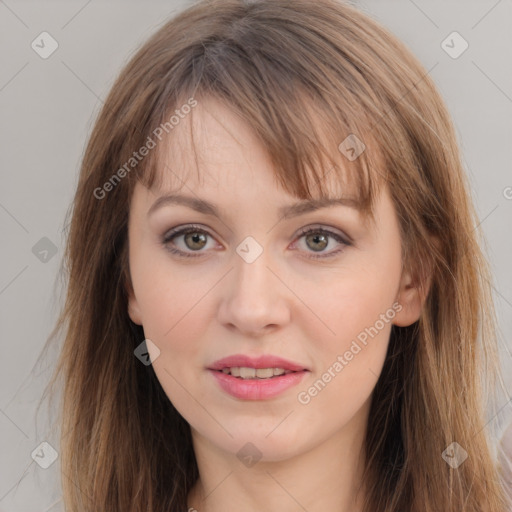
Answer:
[{"left": 132, "top": 41, "right": 386, "bottom": 224}]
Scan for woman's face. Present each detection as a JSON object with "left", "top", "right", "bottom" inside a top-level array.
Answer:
[{"left": 127, "top": 98, "right": 421, "bottom": 462}]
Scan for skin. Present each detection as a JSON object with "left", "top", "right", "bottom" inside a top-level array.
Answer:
[{"left": 126, "top": 98, "right": 429, "bottom": 512}]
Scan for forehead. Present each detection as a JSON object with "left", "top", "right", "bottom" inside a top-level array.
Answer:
[
  {"left": 133, "top": 92, "right": 388, "bottom": 232},
  {"left": 150, "top": 97, "right": 360, "bottom": 200}
]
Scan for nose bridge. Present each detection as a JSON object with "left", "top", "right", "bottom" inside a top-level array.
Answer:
[
  {"left": 217, "top": 236, "right": 290, "bottom": 333},
  {"left": 232, "top": 237, "right": 277, "bottom": 306}
]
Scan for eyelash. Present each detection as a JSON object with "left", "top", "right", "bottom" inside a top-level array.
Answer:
[{"left": 161, "top": 224, "right": 351, "bottom": 260}]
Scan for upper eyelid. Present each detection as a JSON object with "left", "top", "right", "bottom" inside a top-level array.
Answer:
[
  {"left": 163, "top": 224, "right": 212, "bottom": 239},
  {"left": 296, "top": 225, "right": 351, "bottom": 242},
  {"left": 162, "top": 223, "right": 349, "bottom": 240},
  {"left": 162, "top": 224, "right": 351, "bottom": 250}
]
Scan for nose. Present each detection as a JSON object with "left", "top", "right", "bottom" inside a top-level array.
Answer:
[{"left": 217, "top": 247, "right": 291, "bottom": 337}]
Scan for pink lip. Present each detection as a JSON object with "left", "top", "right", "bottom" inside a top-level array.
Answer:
[
  {"left": 208, "top": 354, "right": 309, "bottom": 372},
  {"left": 208, "top": 369, "right": 309, "bottom": 400},
  {"left": 207, "top": 354, "right": 310, "bottom": 400}
]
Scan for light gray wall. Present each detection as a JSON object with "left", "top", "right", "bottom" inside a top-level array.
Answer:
[{"left": 0, "top": 1, "right": 510, "bottom": 509}]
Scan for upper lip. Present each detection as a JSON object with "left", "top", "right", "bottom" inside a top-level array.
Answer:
[{"left": 208, "top": 354, "right": 309, "bottom": 372}]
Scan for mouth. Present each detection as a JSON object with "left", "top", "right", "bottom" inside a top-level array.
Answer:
[
  {"left": 208, "top": 354, "right": 309, "bottom": 374},
  {"left": 208, "top": 367, "right": 309, "bottom": 400},
  {"left": 207, "top": 354, "right": 310, "bottom": 399},
  {"left": 213, "top": 366, "right": 299, "bottom": 380}
]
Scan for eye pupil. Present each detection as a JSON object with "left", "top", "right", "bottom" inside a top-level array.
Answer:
[
  {"left": 185, "top": 232, "right": 207, "bottom": 250},
  {"left": 165, "top": 226, "right": 345, "bottom": 259},
  {"left": 306, "top": 233, "right": 328, "bottom": 252}
]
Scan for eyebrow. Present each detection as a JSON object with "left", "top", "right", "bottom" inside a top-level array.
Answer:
[{"left": 147, "top": 194, "right": 361, "bottom": 220}]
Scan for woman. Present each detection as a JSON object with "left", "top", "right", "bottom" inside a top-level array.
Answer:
[{"left": 42, "top": 0, "right": 510, "bottom": 510}]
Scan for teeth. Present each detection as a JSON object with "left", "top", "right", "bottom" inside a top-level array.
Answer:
[
  {"left": 239, "top": 367, "right": 256, "bottom": 379},
  {"left": 255, "top": 368, "right": 274, "bottom": 378},
  {"left": 220, "top": 367, "right": 291, "bottom": 379}
]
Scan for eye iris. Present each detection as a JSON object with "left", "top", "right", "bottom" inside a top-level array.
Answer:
[
  {"left": 306, "top": 233, "right": 328, "bottom": 252},
  {"left": 184, "top": 232, "right": 207, "bottom": 250},
  {"left": 173, "top": 229, "right": 337, "bottom": 254}
]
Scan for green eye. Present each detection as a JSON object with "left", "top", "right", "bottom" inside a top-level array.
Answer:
[{"left": 162, "top": 224, "right": 350, "bottom": 259}]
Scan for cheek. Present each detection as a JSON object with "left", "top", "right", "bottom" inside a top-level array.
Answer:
[
  {"left": 135, "top": 279, "right": 208, "bottom": 349},
  {"left": 304, "top": 258, "right": 401, "bottom": 350},
  {"left": 295, "top": 251, "right": 401, "bottom": 406},
  {"left": 130, "top": 249, "right": 218, "bottom": 356},
  {"left": 308, "top": 285, "right": 393, "bottom": 396},
  {"left": 294, "top": 278, "right": 395, "bottom": 430}
]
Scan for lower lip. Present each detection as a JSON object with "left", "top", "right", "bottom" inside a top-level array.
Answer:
[{"left": 208, "top": 369, "right": 309, "bottom": 400}]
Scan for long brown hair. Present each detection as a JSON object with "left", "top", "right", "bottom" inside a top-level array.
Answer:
[{"left": 40, "top": 0, "right": 510, "bottom": 510}]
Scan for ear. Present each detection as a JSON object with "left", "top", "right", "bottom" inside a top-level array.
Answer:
[
  {"left": 125, "top": 276, "right": 143, "bottom": 326},
  {"left": 392, "top": 241, "right": 438, "bottom": 327},
  {"left": 392, "top": 270, "right": 429, "bottom": 327},
  {"left": 127, "top": 293, "right": 143, "bottom": 326}
]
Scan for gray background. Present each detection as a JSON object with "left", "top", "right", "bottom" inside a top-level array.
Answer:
[{"left": 0, "top": 1, "right": 511, "bottom": 510}]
